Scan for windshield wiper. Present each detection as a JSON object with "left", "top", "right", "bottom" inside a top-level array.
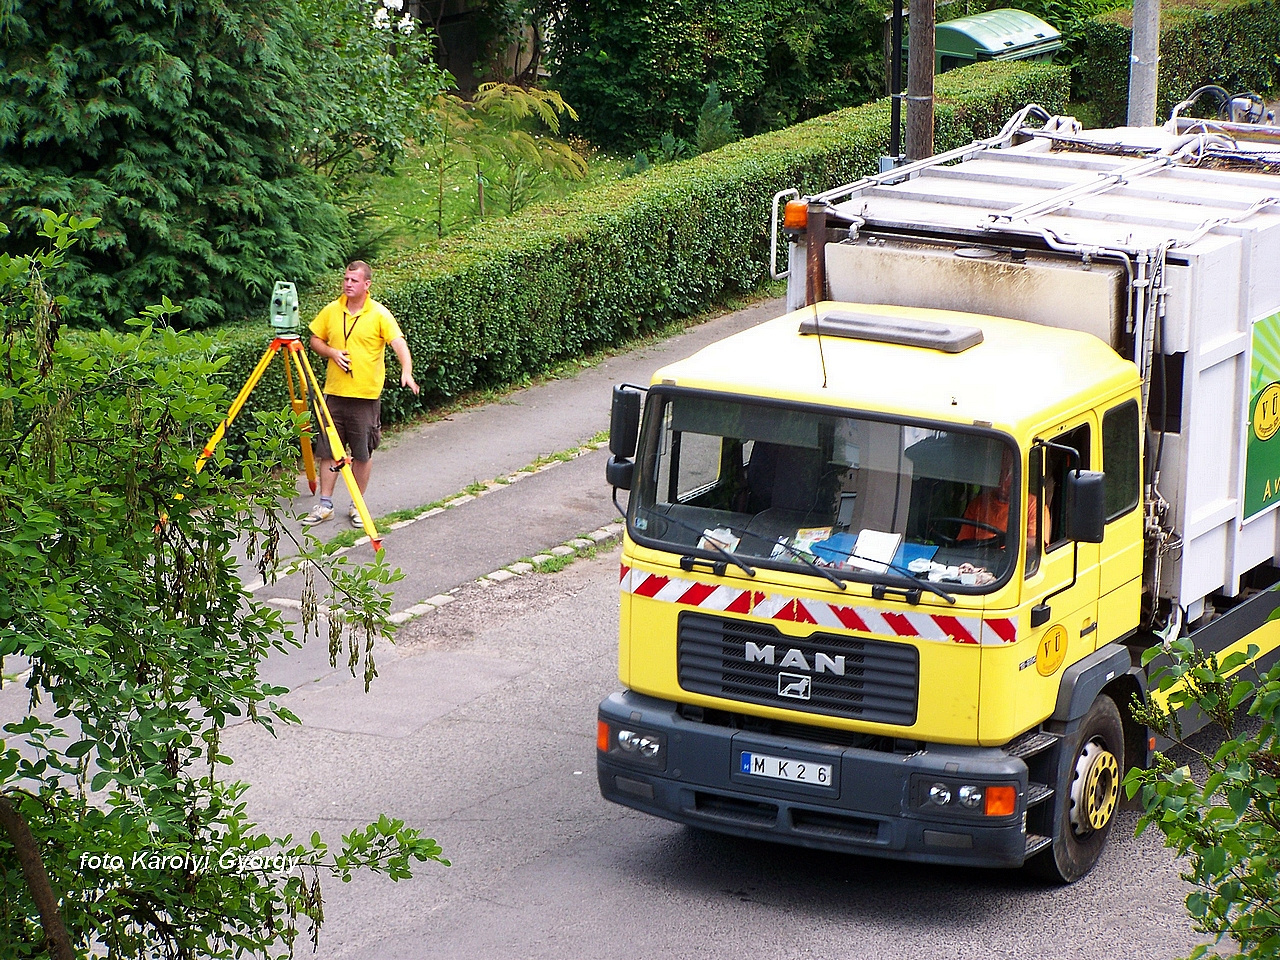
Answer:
[
  {"left": 638, "top": 508, "right": 756, "bottom": 578},
  {"left": 849, "top": 552, "right": 956, "bottom": 605},
  {"left": 769, "top": 537, "right": 847, "bottom": 591}
]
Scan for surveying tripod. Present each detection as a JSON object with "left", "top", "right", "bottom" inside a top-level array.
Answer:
[{"left": 193, "top": 333, "right": 383, "bottom": 552}]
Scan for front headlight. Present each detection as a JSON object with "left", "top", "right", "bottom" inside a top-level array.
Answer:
[{"left": 597, "top": 720, "right": 666, "bottom": 770}]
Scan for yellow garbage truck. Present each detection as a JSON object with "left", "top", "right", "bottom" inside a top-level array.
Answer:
[{"left": 597, "top": 102, "right": 1280, "bottom": 881}]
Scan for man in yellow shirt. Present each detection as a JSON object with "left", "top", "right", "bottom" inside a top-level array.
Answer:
[{"left": 302, "top": 260, "right": 419, "bottom": 525}]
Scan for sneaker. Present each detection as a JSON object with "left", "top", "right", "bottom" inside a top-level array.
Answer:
[
  {"left": 349, "top": 504, "right": 363, "bottom": 526},
  {"left": 302, "top": 503, "right": 334, "bottom": 525}
]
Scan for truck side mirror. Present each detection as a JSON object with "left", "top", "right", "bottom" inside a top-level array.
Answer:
[
  {"left": 607, "top": 385, "right": 643, "bottom": 491},
  {"left": 606, "top": 456, "right": 635, "bottom": 490},
  {"left": 609, "top": 386, "right": 642, "bottom": 459},
  {"left": 1063, "top": 470, "right": 1105, "bottom": 543}
]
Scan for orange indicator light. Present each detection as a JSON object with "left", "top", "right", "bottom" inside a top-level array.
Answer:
[
  {"left": 597, "top": 720, "right": 611, "bottom": 753},
  {"left": 985, "top": 785, "right": 1017, "bottom": 816}
]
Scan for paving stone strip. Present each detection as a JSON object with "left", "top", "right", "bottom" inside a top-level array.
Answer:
[
  {"left": 262, "top": 519, "right": 626, "bottom": 625},
  {"left": 387, "top": 519, "right": 625, "bottom": 625}
]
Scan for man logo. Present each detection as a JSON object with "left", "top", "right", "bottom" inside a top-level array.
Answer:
[
  {"left": 745, "top": 641, "right": 845, "bottom": 675},
  {"left": 778, "top": 673, "right": 811, "bottom": 700}
]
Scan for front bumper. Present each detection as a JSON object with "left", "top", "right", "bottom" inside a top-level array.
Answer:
[{"left": 598, "top": 690, "right": 1032, "bottom": 868}]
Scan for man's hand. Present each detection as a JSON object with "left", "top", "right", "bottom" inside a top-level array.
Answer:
[
  {"left": 390, "top": 337, "right": 418, "bottom": 395},
  {"left": 310, "top": 334, "right": 351, "bottom": 374}
]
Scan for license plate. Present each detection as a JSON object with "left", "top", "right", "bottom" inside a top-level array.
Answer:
[{"left": 740, "top": 751, "right": 832, "bottom": 786}]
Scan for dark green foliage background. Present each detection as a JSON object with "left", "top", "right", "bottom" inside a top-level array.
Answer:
[
  {"left": 1078, "top": 0, "right": 1280, "bottom": 125},
  {"left": 202, "top": 62, "right": 1068, "bottom": 433},
  {"left": 0, "top": 0, "right": 347, "bottom": 329},
  {"left": 545, "top": 0, "right": 888, "bottom": 151}
]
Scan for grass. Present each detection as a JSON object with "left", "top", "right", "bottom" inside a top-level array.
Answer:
[
  {"left": 367, "top": 141, "right": 631, "bottom": 251},
  {"left": 516, "top": 543, "right": 600, "bottom": 575}
]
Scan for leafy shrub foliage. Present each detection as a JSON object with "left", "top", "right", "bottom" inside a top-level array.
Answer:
[
  {"left": 1077, "top": 0, "right": 1280, "bottom": 126},
  {"left": 1128, "top": 639, "right": 1280, "bottom": 959},
  {"left": 295, "top": 0, "right": 453, "bottom": 258},
  {"left": 545, "top": 0, "right": 887, "bottom": 151},
  {"left": 204, "top": 62, "right": 1068, "bottom": 431},
  {"left": 0, "top": 214, "right": 445, "bottom": 957}
]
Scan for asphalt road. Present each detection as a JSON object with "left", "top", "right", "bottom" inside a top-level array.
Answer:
[
  {"left": 3, "top": 293, "right": 1208, "bottom": 957},
  {"left": 226, "top": 291, "right": 1204, "bottom": 958},
  {"left": 227, "top": 551, "right": 1204, "bottom": 960}
]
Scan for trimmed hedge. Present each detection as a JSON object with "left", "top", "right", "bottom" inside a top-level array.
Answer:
[
  {"left": 1079, "top": 0, "right": 1280, "bottom": 127},
  {"left": 207, "top": 61, "right": 1069, "bottom": 430}
]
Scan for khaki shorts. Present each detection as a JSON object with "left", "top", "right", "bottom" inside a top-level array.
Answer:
[{"left": 314, "top": 395, "right": 382, "bottom": 462}]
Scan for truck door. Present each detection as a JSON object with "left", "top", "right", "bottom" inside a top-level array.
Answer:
[
  {"left": 1097, "top": 399, "right": 1143, "bottom": 644},
  {"left": 1018, "top": 416, "right": 1102, "bottom": 731}
]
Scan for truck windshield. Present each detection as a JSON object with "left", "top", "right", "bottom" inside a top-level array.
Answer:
[{"left": 631, "top": 392, "right": 1023, "bottom": 592}]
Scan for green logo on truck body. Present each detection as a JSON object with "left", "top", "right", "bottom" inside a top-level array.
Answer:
[{"left": 1245, "top": 310, "right": 1280, "bottom": 520}]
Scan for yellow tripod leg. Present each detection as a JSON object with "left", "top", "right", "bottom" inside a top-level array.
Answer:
[
  {"left": 194, "top": 341, "right": 280, "bottom": 475},
  {"left": 296, "top": 349, "right": 383, "bottom": 552},
  {"left": 283, "top": 343, "right": 317, "bottom": 493}
]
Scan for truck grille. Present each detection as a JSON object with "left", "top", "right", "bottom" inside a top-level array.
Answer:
[{"left": 677, "top": 611, "right": 919, "bottom": 726}]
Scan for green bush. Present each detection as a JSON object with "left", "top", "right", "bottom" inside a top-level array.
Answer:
[
  {"left": 203, "top": 61, "right": 1069, "bottom": 432},
  {"left": 1078, "top": 0, "right": 1280, "bottom": 126},
  {"left": 1127, "top": 640, "right": 1280, "bottom": 959}
]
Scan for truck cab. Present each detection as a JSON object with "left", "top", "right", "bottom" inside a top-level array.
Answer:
[{"left": 601, "top": 302, "right": 1141, "bottom": 880}]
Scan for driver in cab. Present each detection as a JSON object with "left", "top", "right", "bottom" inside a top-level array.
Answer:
[{"left": 957, "top": 451, "right": 1040, "bottom": 550}]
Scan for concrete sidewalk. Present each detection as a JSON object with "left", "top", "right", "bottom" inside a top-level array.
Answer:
[{"left": 252, "top": 297, "right": 784, "bottom": 612}]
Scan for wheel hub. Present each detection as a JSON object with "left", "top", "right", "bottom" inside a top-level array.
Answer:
[{"left": 1069, "top": 740, "right": 1119, "bottom": 836}]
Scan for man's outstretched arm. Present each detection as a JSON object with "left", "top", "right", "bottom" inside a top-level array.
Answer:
[{"left": 390, "top": 337, "right": 419, "bottom": 395}]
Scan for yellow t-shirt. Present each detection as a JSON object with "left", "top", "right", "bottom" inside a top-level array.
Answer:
[{"left": 309, "top": 296, "right": 405, "bottom": 399}]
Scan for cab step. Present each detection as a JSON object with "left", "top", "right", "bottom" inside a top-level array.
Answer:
[
  {"left": 1025, "top": 782, "right": 1054, "bottom": 809},
  {"left": 1006, "top": 730, "right": 1060, "bottom": 760},
  {"left": 1024, "top": 833, "right": 1053, "bottom": 857}
]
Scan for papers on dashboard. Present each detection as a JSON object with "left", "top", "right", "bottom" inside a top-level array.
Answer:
[
  {"left": 846, "top": 529, "right": 902, "bottom": 573},
  {"left": 698, "top": 527, "right": 740, "bottom": 553}
]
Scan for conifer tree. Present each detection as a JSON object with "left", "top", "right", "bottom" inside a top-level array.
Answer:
[{"left": 0, "top": 0, "right": 446, "bottom": 328}]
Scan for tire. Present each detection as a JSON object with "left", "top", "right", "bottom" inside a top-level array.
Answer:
[{"left": 1029, "top": 694, "right": 1124, "bottom": 883}]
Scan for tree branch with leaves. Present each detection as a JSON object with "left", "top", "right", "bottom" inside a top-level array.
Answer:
[{"left": 0, "top": 213, "right": 446, "bottom": 958}]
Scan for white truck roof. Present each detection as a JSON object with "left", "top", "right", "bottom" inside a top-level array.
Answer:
[{"left": 827, "top": 123, "right": 1280, "bottom": 255}]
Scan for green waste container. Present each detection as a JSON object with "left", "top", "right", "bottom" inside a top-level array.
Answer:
[{"left": 905, "top": 8, "right": 1063, "bottom": 74}]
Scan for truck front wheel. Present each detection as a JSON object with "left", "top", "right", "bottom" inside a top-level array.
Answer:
[{"left": 1030, "top": 694, "right": 1124, "bottom": 883}]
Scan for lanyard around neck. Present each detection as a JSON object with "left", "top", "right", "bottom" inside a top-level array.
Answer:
[{"left": 342, "top": 308, "right": 362, "bottom": 343}]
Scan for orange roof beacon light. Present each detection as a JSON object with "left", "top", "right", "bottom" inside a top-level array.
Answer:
[{"left": 783, "top": 199, "right": 809, "bottom": 231}]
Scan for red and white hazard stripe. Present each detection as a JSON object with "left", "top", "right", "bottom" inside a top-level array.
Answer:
[{"left": 620, "top": 564, "right": 1018, "bottom": 645}]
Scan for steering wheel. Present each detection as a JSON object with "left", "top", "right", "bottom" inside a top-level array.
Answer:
[{"left": 928, "top": 516, "right": 1006, "bottom": 548}]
